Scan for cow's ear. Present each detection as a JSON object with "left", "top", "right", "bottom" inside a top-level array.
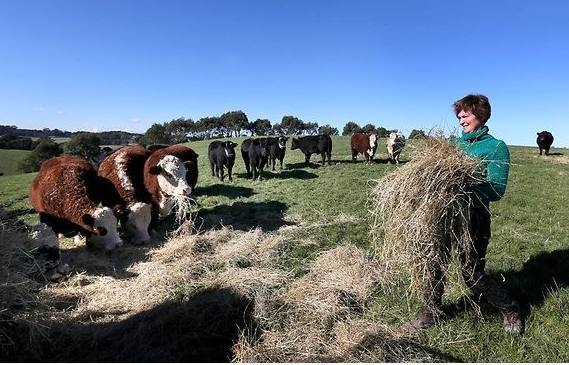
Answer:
[
  {"left": 536, "top": 132, "right": 540, "bottom": 135},
  {"left": 82, "top": 214, "right": 95, "bottom": 227},
  {"left": 149, "top": 165, "right": 162, "bottom": 175},
  {"left": 184, "top": 161, "right": 193, "bottom": 168},
  {"left": 232, "top": 142, "right": 238, "bottom": 148},
  {"left": 194, "top": 153, "right": 199, "bottom": 158}
]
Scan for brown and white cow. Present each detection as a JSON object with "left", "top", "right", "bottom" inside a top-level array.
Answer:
[
  {"left": 387, "top": 132, "right": 406, "bottom": 164},
  {"left": 351, "top": 132, "right": 378, "bottom": 164},
  {"left": 144, "top": 144, "right": 199, "bottom": 218},
  {"left": 98, "top": 145, "right": 153, "bottom": 245},
  {"left": 29, "top": 156, "right": 123, "bottom": 251}
]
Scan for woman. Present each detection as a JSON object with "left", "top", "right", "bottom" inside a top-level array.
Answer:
[{"left": 408, "top": 94, "right": 524, "bottom": 335}]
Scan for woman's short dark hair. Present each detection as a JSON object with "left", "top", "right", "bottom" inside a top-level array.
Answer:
[{"left": 453, "top": 94, "right": 491, "bottom": 123}]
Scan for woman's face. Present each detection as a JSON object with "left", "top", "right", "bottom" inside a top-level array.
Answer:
[{"left": 457, "top": 110, "right": 483, "bottom": 133}]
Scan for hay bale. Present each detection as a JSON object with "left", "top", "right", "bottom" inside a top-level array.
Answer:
[
  {"left": 370, "top": 136, "right": 484, "bottom": 305},
  {"left": 284, "top": 245, "right": 384, "bottom": 318}
]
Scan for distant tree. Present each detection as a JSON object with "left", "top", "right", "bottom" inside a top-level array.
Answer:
[
  {"left": 220, "top": 110, "right": 249, "bottom": 137},
  {"left": 272, "top": 123, "right": 284, "bottom": 136},
  {"left": 318, "top": 124, "right": 339, "bottom": 136},
  {"left": 0, "top": 134, "right": 35, "bottom": 150},
  {"left": 250, "top": 119, "right": 272, "bottom": 136},
  {"left": 361, "top": 123, "right": 376, "bottom": 134},
  {"left": 408, "top": 129, "right": 427, "bottom": 139},
  {"left": 302, "top": 122, "right": 319, "bottom": 135},
  {"left": 64, "top": 133, "right": 101, "bottom": 161},
  {"left": 18, "top": 138, "right": 62, "bottom": 172},
  {"left": 165, "top": 118, "right": 195, "bottom": 143},
  {"left": 342, "top": 122, "right": 361, "bottom": 136},
  {"left": 375, "top": 127, "right": 389, "bottom": 138},
  {"left": 140, "top": 123, "right": 172, "bottom": 145},
  {"left": 280, "top": 115, "right": 305, "bottom": 135}
]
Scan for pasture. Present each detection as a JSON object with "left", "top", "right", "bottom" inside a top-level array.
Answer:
[
  {"left": 0, "top": 149, "right": 30, "bottom": 176},
  {"left": 1, "top": 137, "right": 568, "bottom": 361}
]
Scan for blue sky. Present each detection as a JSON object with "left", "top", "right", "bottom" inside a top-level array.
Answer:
[{"left": 0, "top": 0, "right": 567, "bottom": 146}]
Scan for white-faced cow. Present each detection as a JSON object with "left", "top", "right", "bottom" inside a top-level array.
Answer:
[
  {"left": 144, "top": 144, "right": 199, "bottom": 218},
  {"left": 291, "top": 134, "right": 332, "bottom": 165},
  {"left": 351, "top": 132, "right": 378, "bottom": 164},
  {"left": 536, "top": 131, "right": 554, "bottom": 155},
  {"left": 98, "top": 145, "right": 153, "bottom": 245},
  {"left": 387, "top": 132, "right": 406, "bottom": 164},
  {"left": 29, "top": 156, "right": 123, "bottom": 251},
  {"left": 208, "top": 140, "right": 237, "bottom": 182}
]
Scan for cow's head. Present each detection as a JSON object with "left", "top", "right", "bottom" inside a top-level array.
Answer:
[
  {"left": 82, "top": 207, "right": 123, "bottom": 251},
  {"left": 291, "top": 138, "right": 299, "bottom": 150},
  {"left": 123, "top": 202, "right": 152, "bottom": 245},
  {"left": 368, "top": 134, "right": 377, "bottom": 149},
  {"left": 223, "top": 141, "right": 238, "bottom": 159},
  {"left": 149, "top": 155, "right": 192, "bottom": 197},
  {"left": 278, "top": 136, "right": 288, "bottom": 149}
]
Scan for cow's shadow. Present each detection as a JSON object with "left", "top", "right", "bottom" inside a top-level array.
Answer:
[
  {"left": 197, "top": 184, "right": 255, "bottom": 199},
  {"left": 6, "top": 287, "right": 258, "bottom": 362},
  {"left": 264, "top": 169, "right": 318, "bottom": 180},
  {"left": 544, "top": 152, "right": 564, "bottom": 156},
  {"left": 441, "top": 248, "right": 569, "bottom": 320},
  {"left": 197, "top": 200, "right": 291, "bottom": 232},
  {"left": 286, "top": 162, "right": 328, "bottom": 169}
]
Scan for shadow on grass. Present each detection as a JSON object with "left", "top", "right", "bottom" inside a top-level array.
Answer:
[
  {"left": 441, "top": 248, "right": 569, "bottom": 321},
  {"left": 197, "top": 200, "right": 291, "bottom": 232},
  {"left": 330, "top": 158, "right": 410, "bottom": 165},
  {"left": 197, "top": 184, "right": 255, "bottom": 199},
  {"left": 265, "top": 169, "right": 318, "bottom": 180},
  {"left": 544, "top": 152, "right": 564, "bottom": 156},
  {"left": 502, "top": 248, "right": 569, "bottom": 312},
  {"left": 286, "top": 162, "right": 326, "bottom": 169},
  {"left": 4, "top": 287, "right": 258, "bottom": 362}
]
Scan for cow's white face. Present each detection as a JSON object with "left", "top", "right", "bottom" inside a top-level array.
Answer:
[
  {"left": 124, "top": 202, "right": 151, "bottom": 245},
  {"left": 369, "top": 134, "right": 377, "bottom": 149},
  {"left": 156, "top": 155, "right": 192, "bottom": 197},
  {"left": 87, "top": 207, "right": 123, "bottom": 251}
]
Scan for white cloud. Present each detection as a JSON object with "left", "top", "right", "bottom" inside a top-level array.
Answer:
[{"left": 129, "top": 118, "right": 142, "bottom": 123}]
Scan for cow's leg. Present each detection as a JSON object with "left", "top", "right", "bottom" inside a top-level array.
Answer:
[
  {"left": 279, "top": 157, "right": 284, "bottom": 170},
  {"left": 228, "top": 165, "right": 233, "bottom": 182},
  {"left": 250, "top": 162, "right": 256, "bottom": 180},
  {"left": 327, "top": 150, "right": 332, "bottom": 165},
  {"left": 210, "top": 161, "right": 215, "bottom": 176},
  {"left": 352, "top": 149, "right": 358, "bottom": 161},
  {"left": 242, "top": 151, "right": 251, "bottom": 177},
  {"left": 321, "top": 152, "right": 326, "bottom": 165},
  {"left": 272, "top": 157, "right": 276, "bottom": 171},
  {"left": 219, "top": 165, "right": 225, "bottom": 181},
  {"left": 545, "top": 148, "right": 550, "bottom": 155},
  {"left": 305, "top": 153, "right": 311, "bottom": 164},
  {"left": 539, "top": 148, "right": 543, "bottom": 156}
]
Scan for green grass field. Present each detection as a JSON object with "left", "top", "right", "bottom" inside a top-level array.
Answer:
[
  {"left": 0, "top": 149, "right": 31, "bottom": 176},
  {"left": 1, "top": 137, "right": 568, "bottom": 361}
]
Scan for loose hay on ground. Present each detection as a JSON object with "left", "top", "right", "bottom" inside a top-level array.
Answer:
[{"left": 370, "top": 136, "right": 485, "bottom": 309}]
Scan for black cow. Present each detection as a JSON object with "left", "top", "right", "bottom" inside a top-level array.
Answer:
[
  {"left": 536, "top": 131, "right": 554, "bottom": 155},
  {"left": 268, "top": 136, "right": 288, "bottom": 171},
  {"left": 290, "top": 134, "right": 332, "bottom": 165},
  {"left": 208, "top": 140, "right": 237, "bottom": 182},
  {"left": 241, "top": 138, "right": 271, "bottom": 180}
]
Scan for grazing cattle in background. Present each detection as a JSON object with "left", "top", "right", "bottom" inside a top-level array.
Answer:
[
  {"left": 387, "top": 132, "right": 406, "bottom": 164},
  {"left": 536, "top": 131, "right": 554, "bottom": 155},
  {"left": 29, "top": 156, "right": 123, "bottom": 251},
  {"left": 268, "top": 136, "right": 288, "bottom": 170},
  {"left": 290, "top": 134, "right": 332, "bottom": 165},
  {"left": 241, "top": 138, "right": 271, "bottom": 180},
  {"left": 208, "top": 140, "right": 237, "bottom": 182},
  {"left": 98, "top": 145, "right": 153, "bottom": 245},
  {"left": 144, "top": 144, "right": 199, "bottom": 218},
  {"left": 351, "top": 132, "right": 378, "bottom": 164}
]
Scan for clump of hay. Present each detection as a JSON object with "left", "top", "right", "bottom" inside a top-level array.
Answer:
[
  {"left": 213, "top": 228, "right": 285, "bottom": 268},
  {"left": 170, "top": 194, "right": 199, "bottom": 226},
  {"left": 284, "top": 245, "right": 384, "bottom": 318},
  {"left": 370, "top": 136, "right": 485, "bottom": 308}
]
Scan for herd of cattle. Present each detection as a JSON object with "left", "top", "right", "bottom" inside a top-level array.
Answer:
[{"left": 28, "top": 132, "right": 407, "bottom": 252}]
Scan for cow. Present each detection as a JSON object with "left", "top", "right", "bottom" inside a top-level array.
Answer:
[
  {"left": 241, "top": 138, "right": 271, "bottom": 180},
  {"left": 29, "top": 156, "right": 123, "bottom": 251},
  {"left": 290, "top": 134, "right": 332, "bottom": 165},
  {"left": 268, "top": 136, "right": 288, "bottom": 171},
  {"left": 208, "top": 140, "right": 238, "bottom": 182},
  {"left": 387, "top": 132, "right": 406, "bottom": 164},
  {"left": 351, "top": 132, "right": 378, "bottom": 164},
  {"left": 98, "top": 145, "right": 153, "bottom": 245},
  {"left": 144, "top": 144, "right": 199, "bottom": 218},
  {"left": 536, "top": 131, "right": 554, "bottom": 155}
]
